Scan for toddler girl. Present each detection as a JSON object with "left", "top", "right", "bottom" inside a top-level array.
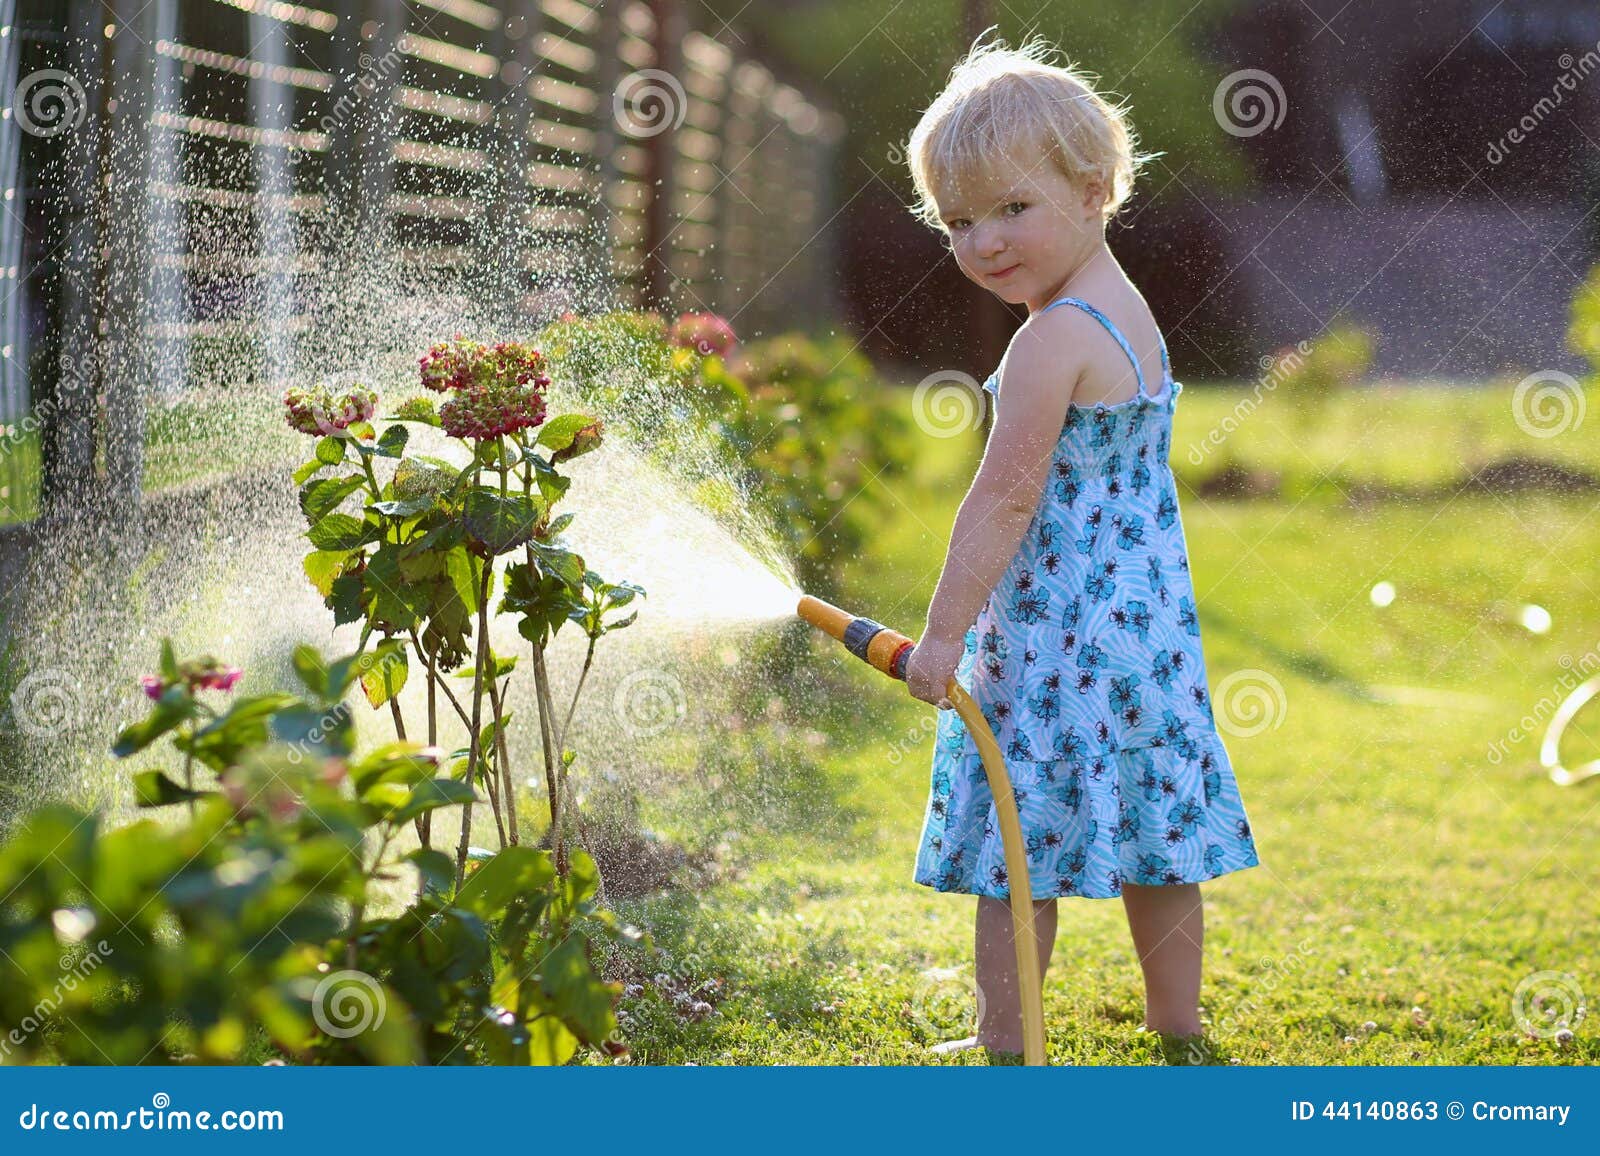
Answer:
[{"left": 901, "top": 34, "right": 1263, "bottom": 1064}]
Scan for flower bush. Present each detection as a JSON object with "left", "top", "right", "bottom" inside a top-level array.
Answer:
[
  {"left": 0, "top": 642, "right": 638, "bottom": 1065},
  {"left": 285, "top": 334, "right": 641, "bottom": 891}
]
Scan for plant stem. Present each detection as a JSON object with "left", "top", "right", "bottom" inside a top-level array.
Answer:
[
  {"left": 553, "top": 635, "right": 598, "bottom": 757},
  {"left": 530, "top": 641, "right": 563, "bottom": 875},
  {"left": 454, "top": 550, "right": 494, "bottom": 892},
  {"left": 489, "top": 674, "right": 518, "bottom": 845},
  {"left": 181, "top": 729, "right": 196, "bottom": 821}
]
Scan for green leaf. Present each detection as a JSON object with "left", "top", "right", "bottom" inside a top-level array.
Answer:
[
  {"left": 291, "top": 645, "right": 327, "bottom": 697},
  {"left": 183, "top": 693, "right": 301, "bottom": 772},
  {"left": 299, "top": 474, "right": 367, "bottom": 523},
  {"left": 502, "top": 561, "right": 583, "bottom": 648},
  {"left": 308, "top": 513, "right": 377, "bottom": 551},
  {"left": 292, "top": 458, "right": 325, "bottom": 485},
  {"left": 539, "top": 935, "right": 618, "bottom": 1043},
  {"left": 327, "top": 640, "right": 405, "bottom": 703},
  {"left": 159, "top": 639, "right": 180, "bottom": 681},
  {"left": 522, "top": 1013, "right": 580, "bottom": 1065},
  {"left": 369, "top": 495, "right": 435, "bottom": 518},
  {"left": 454, "top": 845, "right": 557, "bottom": 919},
  {"left": 302, "top": 550, "right": 350, "bottom": 598},
  {"left": 527, "top": 541, "right": 586, "bottom": 591},
  {"left": 406, "top": 848, "right": 454, "bottom": 896},
  {"left": 365, "top": 547, "right": 429, "bottom": 630},
  {"left": 388, "top": 778, "right": 477, "bottom": 825},
  {"left": 463, "top": 489, "right": 543, "bottom": 555},
  {"left": 112, "top": 689, "right": 200, "bottom": 758},
  {"left": 132, "top": 769, "right": 213, "bottom": 808},
  {"left": 328, "top": 573, "right": 366, "bottom": 627},
  {"left": 315, "top": 436, "right": 347, "bottom": 465},
  {"left": 446, "top": 548, "right": 480, "bottom": 615},
  {"left": 535, "top": 413, "right": 597, "bottom": 454},
  {"left": 360, "top": 644, "right": 408, "bottom": 708},
  {"left": 375, "top": 424, "right": 409, "bottom": 459}
]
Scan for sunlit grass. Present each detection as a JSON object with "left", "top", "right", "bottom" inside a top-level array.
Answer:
[{"left": 590, "top": 380, "right": 1600, "bottom": 1066}]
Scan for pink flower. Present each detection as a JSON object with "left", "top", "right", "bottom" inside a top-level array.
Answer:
[
  {"left": 139, "top": 675, "right": 165, "bottom": 701},
  {"left": 194, "top": 666, "right": 243, "bottom": 693},
  {"left": 419, "top": 335, "right": 481, "bottom": 392},
  {"left": 439, "top": 384, "right": 548, "bottom": 440},
  {"left": 420, "top": 336, "right": 551, "bottom": 394},
  {"left": 283, "top": 384, "right": 378, "bottom": 436},
  {"left": 669, "top": 312, "right": 737, "bottom": 358}
]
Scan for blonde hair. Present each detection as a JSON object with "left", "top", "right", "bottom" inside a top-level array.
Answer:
[{"left": 906, "top": 32, "right": 1156, "bottom": 230}]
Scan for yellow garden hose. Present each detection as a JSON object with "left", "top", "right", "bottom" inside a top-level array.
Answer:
[{"left": 797, "top": 595, "right": 1048, "bottom": 1066}]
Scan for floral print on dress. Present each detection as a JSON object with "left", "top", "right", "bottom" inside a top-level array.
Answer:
[{"left": 913, "top": 297, "right": 1262, "bottom": 900}]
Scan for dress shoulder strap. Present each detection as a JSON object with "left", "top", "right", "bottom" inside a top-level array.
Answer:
[{"left": 1039, "top": 296, "right": 1162, "bottom": 393}]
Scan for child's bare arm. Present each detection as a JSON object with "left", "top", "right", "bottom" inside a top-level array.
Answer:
[
  {"left": 905, "top": 321, "right": 1082, "bottom": 704},
  {"left": 927, "top": 327, "right": 1081, "bottom": 642}
]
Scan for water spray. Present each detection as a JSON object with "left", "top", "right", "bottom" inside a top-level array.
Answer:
[{"left": 796, "top": 595, "right": 1047, "bottom": 1066}]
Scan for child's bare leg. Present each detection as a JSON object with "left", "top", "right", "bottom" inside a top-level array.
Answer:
[
  {"left": 1120, "top": 881, "right": 1203, "bottom": 1035},
  {"left": 973, "top": 894, "right": 1057, "bottom": 1051}
]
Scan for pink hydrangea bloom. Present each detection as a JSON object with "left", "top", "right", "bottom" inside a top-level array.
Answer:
[
  {"left": 439, "top": 384, "right": 548, "bottom": 440},
  {"left": 283, "top": 384, "right": 378, "bottom": 436},
  {"left": 669, "top": 312, "right": 737, "bottom": 357}
]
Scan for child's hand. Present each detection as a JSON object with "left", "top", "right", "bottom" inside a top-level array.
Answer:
[{"left": 905, "top": 637, "right": 963, "bottom": 710}]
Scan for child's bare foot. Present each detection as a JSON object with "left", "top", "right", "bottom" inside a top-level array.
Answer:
[
  {"left": 927, "top": 1035, "right": 983, "bottom": 1056},
  {"left": 927, "top": 1035, "right": 1030, "bottom": 1064}
]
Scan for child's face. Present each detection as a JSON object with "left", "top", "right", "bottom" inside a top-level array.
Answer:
[{"left": 935, "top": 153, "right": 1106, "bottom": 314}]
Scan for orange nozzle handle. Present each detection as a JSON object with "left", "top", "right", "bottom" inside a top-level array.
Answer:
[{"left": 796, "top": 595, "right": 916, "bottom": 680}]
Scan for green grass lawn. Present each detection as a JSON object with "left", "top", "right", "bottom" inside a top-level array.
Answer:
[{"left": 589, "top": 381, "right": 1600, "bottom": 1066}]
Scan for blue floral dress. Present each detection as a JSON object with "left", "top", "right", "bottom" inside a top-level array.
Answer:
[{"left": 913, "top": 296, "right": 1262, "bottom": 900}]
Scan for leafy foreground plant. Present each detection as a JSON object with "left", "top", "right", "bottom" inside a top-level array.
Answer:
[
  {"left": 286, "top": 337, "right": 640, "bottom": 889},
  {"left": 0, "top": 642, "right": 642, "bottom": 1065}
]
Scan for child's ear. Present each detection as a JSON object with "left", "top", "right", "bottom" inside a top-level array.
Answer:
[{"left": 1081, "top": 173, "right": 1109, "bottom": 216}]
